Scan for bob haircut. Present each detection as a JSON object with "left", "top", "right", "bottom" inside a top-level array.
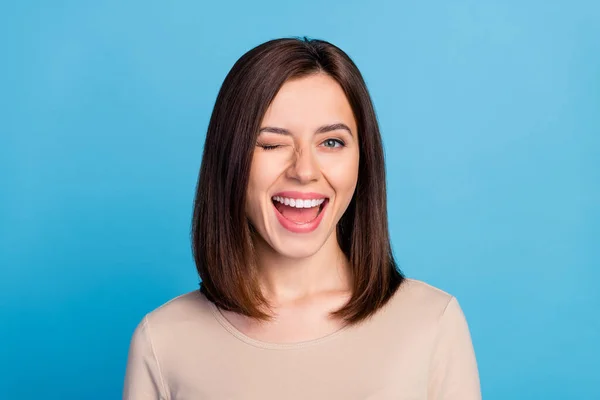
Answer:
[{"left": 192, "top": 37, "right": 404, "bottom": 325}]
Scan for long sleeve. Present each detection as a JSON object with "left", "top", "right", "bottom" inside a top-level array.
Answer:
[
  {"left": 428, "top": 296, "right": 481, "bottom": 400},
  {"left": 123, "top": 316, "right": 168, "bottom": 400}
]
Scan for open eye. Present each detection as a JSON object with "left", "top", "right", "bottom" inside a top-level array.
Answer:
[{"left": 321, "top": 138, "right": 345, "bottom": 148}]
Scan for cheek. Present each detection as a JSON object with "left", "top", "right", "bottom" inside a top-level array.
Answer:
[
  {"left": 248, "top": 156, "right": 268, "bottom": 190},
  {"left": 320, "top": 151, "right": 360, "bottom": 193},
  {"left": 246, "top": 154, "right": 282, "bottom": 211}
]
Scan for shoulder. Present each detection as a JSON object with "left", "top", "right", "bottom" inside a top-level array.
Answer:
[
  {"left": 395, "top": 277, "right": 455, "bottom": 311},
  {"left": 357, "top": 278, "right": 473, "bottom": 356},
  {"left": 348, "top": 278, "right": 471, "bottom": 363},
  {"left": 375, "top": 277, "right": 461, "bottom": 331},
  {"left": 146, "top": 289, "right": 213, "bottom": 322},
  {"left": 134, "top": 289, "right": 221, "bottom": 346},
  {"left": 125, "top": 290, "right": 229, "bottom": 391}
]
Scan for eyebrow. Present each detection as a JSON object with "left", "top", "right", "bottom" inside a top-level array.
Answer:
[{"left": 258, "top": 123, "right": 353, "bottom": 137}]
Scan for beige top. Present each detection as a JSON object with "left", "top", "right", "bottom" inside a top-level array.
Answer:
[{"left": 123, "top": 278, "right": 481, "bottom": 399}]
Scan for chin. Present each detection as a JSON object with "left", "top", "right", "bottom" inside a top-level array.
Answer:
[{"left": 269, "top": 234, "right": 333, "bottom": 259}]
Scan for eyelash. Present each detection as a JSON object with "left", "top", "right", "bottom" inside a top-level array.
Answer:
[
  {"left": 257, "top": 139, "right": 346, "bottom": 151},
  {"left": 259, "top": 144, "right": 280, "bottom": 151}
]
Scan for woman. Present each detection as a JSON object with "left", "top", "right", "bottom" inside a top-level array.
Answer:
[{"left": 124, "top": 37, "right": 481, "bottom": 399}]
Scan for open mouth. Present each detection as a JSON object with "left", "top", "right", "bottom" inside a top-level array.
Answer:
[{"left": 272, "top": 196, "right": 329, "bottom": 225}]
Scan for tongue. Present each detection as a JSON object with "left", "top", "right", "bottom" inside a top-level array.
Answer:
[{"left": 275, "top": 203, "right": 320, "bottom": 223}]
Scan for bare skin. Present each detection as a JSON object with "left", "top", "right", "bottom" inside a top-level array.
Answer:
[{"left": 221, "top": 73, "right": 359, "bottom": 343}]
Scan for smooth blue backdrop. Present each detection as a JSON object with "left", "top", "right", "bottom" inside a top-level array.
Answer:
[{"left": 1, "top": 1, "right": 598, "bottom": 399}]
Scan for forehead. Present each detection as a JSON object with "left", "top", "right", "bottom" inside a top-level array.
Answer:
[{"left": 261, "top": 73, "right": 356, "bottom": 132}]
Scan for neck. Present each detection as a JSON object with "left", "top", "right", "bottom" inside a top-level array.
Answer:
[{"left": 253, "top": 233, "right": 352, "bottom": 306}]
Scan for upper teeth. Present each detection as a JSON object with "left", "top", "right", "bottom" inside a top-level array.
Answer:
[{"left": 272, "top": 196, "right": 326, "bottom": 208}]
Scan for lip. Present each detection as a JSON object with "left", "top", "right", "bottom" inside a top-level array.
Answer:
[
  {"left": 273, "top": 198, "right": 329, "bottom": 234},
  {"left": 271, "top": 191, "right": 329, "bottom": 200}
]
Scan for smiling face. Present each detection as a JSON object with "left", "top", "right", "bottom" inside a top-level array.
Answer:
[{"left": 245, "top": 73, "right": 360, "bottom": 259}]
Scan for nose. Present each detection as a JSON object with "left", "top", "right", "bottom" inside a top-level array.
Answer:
[{"left": 285, "top": 146, "right": 320, "bottom": 183}]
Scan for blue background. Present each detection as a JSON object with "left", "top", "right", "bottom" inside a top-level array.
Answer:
[{"left": 1, "top": 1, "right": 598, "bottom": 399}]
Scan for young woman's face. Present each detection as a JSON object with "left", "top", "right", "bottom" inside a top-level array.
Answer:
[{"left": 246, "top": 73, "right": 360, "bottom": 259}]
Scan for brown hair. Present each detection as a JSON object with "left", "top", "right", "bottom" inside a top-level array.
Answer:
[{"left": 191, "top": 37, "right": 404, "bottom": 325}]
